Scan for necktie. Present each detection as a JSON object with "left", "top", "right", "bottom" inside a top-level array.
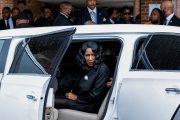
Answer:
[
  {"left": 6, "top": 19, "right": 10, "bottom": 29},
  {"left": 90, "top": 11, "right": 96, "bottom": 23}
]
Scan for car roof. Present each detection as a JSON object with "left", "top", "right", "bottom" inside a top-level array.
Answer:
[
  {"left": 0, "top": 24, "right": 179, "bottom": 38},
  {"left": 74, "top": 24, "right": 180, "bottom": 34}
]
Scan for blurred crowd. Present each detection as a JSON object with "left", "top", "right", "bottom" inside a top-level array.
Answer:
[{"left": 0, "top": 0, "right": 180, "bottom": 30}]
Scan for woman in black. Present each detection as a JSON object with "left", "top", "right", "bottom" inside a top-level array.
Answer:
[{"left": 55, "top": 41, "right": 109, "bottom": 113}]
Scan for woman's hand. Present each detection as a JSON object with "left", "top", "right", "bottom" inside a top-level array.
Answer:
[
  {"left": 65, "top": 92, "right": 77, "bottom": 100},
  {"left": 106, "top": 78, "right": 112, "bottom": 88}
]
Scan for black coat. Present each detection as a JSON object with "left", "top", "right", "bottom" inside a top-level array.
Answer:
[
  {"left": 56, "top": 63, "right": 110, "bottom": 112},
  {"left": 0, "top": 18, "right": 16, "bottom": 30},
  {"left": 53, "top": 14, "right": 72, "bottom": 26},
  {"left": 34, "top": 17, "right": 54, "bottom": 27},
  {"left": 167, "top": 15, "right": 180, "bottom": 26},
  {"left": 80, "top": 7, "right": 106, "bottom": 25}
]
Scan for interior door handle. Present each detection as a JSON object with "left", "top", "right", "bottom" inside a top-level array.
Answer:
[
  {"left": 165, "top": 88, "right": 180, "bottom": 94},
  {"left": 26, "top": 95, "right": 37, "bottom": 101}
]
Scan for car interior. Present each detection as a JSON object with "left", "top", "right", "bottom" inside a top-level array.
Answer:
[{"left": 54, "top": 39, "right": 121, "bottom": 120}]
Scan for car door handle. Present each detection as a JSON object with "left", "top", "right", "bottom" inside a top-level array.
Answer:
[
  {"left": 165, "top": 88, "right": 180, "bottom": 94},
  {"left": 26, "top": 95, "right": 37, "bottom": 101}
]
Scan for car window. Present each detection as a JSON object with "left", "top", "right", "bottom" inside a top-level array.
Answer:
[
  {"left": 0, "top": 39, "right": 11, "bottom": 73},
  {"left": 0, "top": 40, "right": 4, "bottom": 53},
  {"left": 10, "top": 30, "right": 73, "bottom": 74},
  {"left": 132, "top": 34, "right": 180, "bottom": 70},
  {"left": 10, "top": 36, "right": 60, "bottom": 74},
  {"left": 10, "top": 41, "right": 46, "bottom": 74}
]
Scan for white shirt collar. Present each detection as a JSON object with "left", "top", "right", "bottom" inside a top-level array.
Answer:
[
  {"left": 166, "top": 13, "right": 174, "bottom": 21},
  {"left": 109, "top": 19, "right": 115, "bottom": 24},
  {"left": 87, "top": 7, "right": 97, "bottom": 14},
  {"left": 60, "top": 12, "right": 68, "bottom": 18}
]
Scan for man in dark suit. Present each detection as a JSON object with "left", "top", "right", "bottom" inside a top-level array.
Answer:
[
  {"left": 0, "top": 7, "right": 16, "bottom": 30},
  {"left": 103, "top": 8, "right": 118, "bottom": 24},
  {"left": 53, "top": 1, "right": 73, "bottom": 26},
  {"left": 80, "top": 0, "right": 106, "bottom": 25},
  {"left": 161, "top": 1, "right": 180, "bottom": 26}
]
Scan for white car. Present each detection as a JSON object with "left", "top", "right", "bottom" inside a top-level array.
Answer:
[{"left": 0, "top": 24, "right": 180, "bottom": 120}]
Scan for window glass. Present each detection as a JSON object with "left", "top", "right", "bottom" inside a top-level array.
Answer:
[
  {"left": 10, "top": 41, "right": 45, "bottom": 74},
  {"left": 132, "top": 35, "right": 180, "bottom": 70},
  {"left": 0, "top": 40, "right": 4, "bottom": 54},
  {"left": 0, "top": 40, "right": 7, "bottom": 73},
  {"left": 10, "top": 31, "right": 71, "bottom": 74},
  {"left": 13, "top": 45, "right": 45, "bottom": 74}
]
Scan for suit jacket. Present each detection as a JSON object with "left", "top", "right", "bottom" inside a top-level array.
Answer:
[
  {"left": 167, "top": 15, "right": 180, "bottom": 27},
  {"left": 80, "top": 7, "right": 106, "bottom": 25},
  {"left": 53, "top": 14, "right": 72, "bottom": 26},
  {"left": 34, "top": 16, "right": 54, "bottom": 27},
  {"left": 0, "top": 18, "right": 16, "bottom": 30}
]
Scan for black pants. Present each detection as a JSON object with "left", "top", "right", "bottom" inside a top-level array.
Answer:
[{"left": 55, "top": 95, "right": 96, "bottom": 113}]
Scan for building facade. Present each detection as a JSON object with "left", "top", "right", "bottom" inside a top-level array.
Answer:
[{"left": 0, "top": 0, "right": 179, "bottom": 23}]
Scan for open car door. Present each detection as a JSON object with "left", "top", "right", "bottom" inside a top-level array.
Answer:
[{"left": 0, "top": 27, "right": 76, "bottom": 120}]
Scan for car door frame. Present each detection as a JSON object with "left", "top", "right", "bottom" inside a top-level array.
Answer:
[{"left": 0, "top": 27, "right": 76, "bottom": 120}]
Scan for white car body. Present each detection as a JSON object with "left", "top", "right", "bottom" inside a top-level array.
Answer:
[{"left": 0, "top": 24, "right": 180, "bottom": 120}]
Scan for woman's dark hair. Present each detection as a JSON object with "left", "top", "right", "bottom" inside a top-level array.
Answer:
[
  {"left": 107, "top": 8, "right": 117, "bottom": 18},
  {"left": 150, "top": 8, "right": 164, "bottom": 24},
  {"left": 76, "top": 41, "right": 103, "bottom": 69},
  {"left": 122, "top": 5, "right": 131, "bottom": 14}
]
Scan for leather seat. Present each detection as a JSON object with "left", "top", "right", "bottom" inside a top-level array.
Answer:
[{"left": 57, "top": 92, "right": 109, "bottom": 120}]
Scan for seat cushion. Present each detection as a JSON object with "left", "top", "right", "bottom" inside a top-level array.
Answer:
[{"left": 58, "top": 109, "right": 97, "bottom": 120}]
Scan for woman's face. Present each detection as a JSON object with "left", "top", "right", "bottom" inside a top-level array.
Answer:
[
  {"left": 122, "top": 9, "right": 131, "bottom": 21},
  {"left": 84, "top": 48, "right": 95, "bottom": 67},
  {"left": 150, "top": 9, "right": 160, "bottom": 22}
]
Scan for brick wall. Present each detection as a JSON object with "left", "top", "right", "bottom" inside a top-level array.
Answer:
[
  {"left": 0, "top": 0, "right": 42, "bottom": 20},
  {"left": 176, "top": 0, "right": 180, "bottom": 17},
  {"left": 0, "top": 0, "right": 14, "bottom": 19},
  {"left": 13, "top": 0, "right": 42, "bottom": 20},
  {"left": 134, "top": 0, "right": 140, "bottom": 18}
]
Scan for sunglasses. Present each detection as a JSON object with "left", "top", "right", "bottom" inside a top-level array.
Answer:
[
  {"left": 43, "top": 11, "right": 51, "bottom": 13},
  {"left": 123, "top": 12, "right": 131, "bottom": 15}
]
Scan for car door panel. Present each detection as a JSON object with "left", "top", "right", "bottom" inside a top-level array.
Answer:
[
  {"left": 117, "top": 72, "right": 180, "bottom": 120},
  {"left": 0, "top": 75, "right": 51, "bottom": 120},
  {"left": 0, "top": 27, "right": 76, "bottom": 120}
]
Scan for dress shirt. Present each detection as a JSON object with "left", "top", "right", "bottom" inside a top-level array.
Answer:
[
  {"left": 60, "top": 12, "right": 68, "bottom": 18},
  {"left": 5, "top": 18, "right": 14, "bottom": 29},
  {"left": 87, "top": 7, "right": 97, "bottom": 23},
  {"left": 109, "top": 19, "right": 115, "bottom": 24},
  {"left": 165, "top": 13, "right": 174, "bottom": 25}
]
